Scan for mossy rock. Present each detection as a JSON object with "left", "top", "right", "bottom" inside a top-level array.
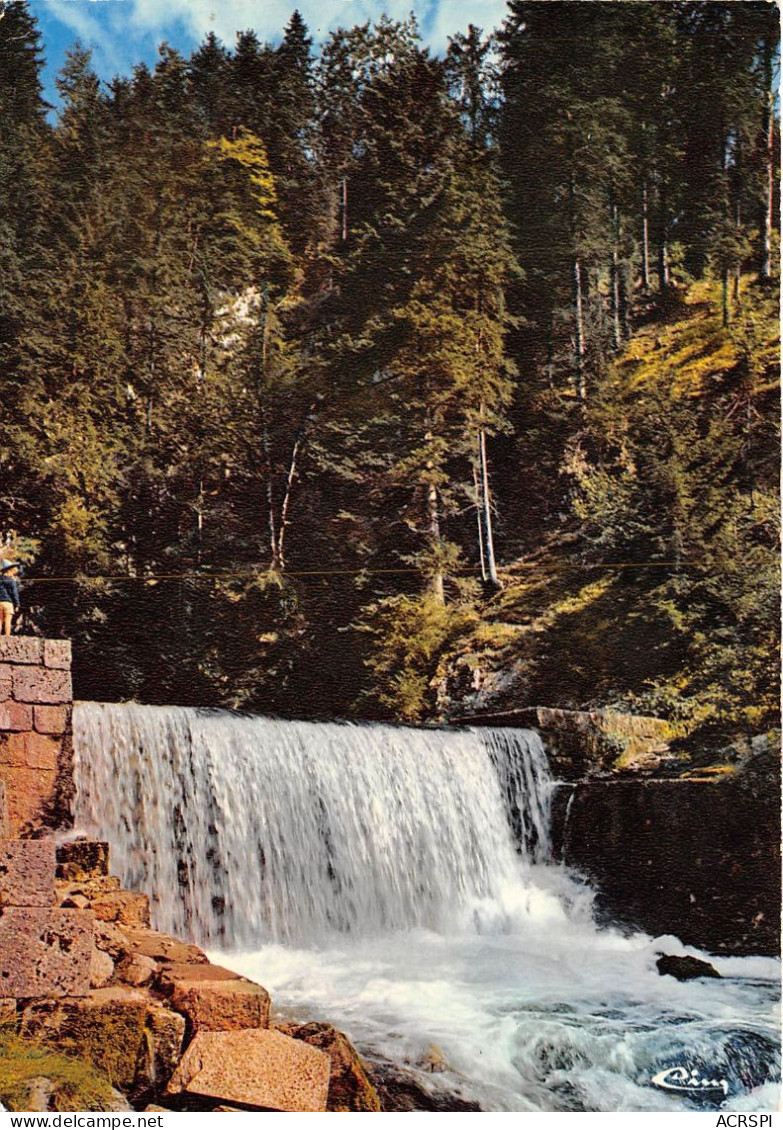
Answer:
[
  {"left": 0, "top": 1034, "right": 125, "bottom": 1112},
  {"left": 21, "top": 990, "right": 185, "bottom": 1105},
  {"left": 23, "top": 995, "right": 148, "bottom": 1095}
]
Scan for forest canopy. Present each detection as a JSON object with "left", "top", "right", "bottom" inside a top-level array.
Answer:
[{"left": 0, "top": 1, "right": 779, "bottom": 738}]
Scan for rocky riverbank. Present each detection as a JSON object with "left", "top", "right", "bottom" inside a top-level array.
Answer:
[
  {"left": 552, "top": 773, "right": 780, "bottom": 955},
  {"left": 0, "top": 835, "right": 386, "bottom": 1112},
  {"left": 1, "top": 834, "right": 481, "bottom": 1113}
]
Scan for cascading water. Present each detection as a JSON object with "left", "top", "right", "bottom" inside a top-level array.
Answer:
[
  {"left": 73, "top": 703, "right": 559, "bottom": 945},
  {"left": 73, "top": 702, "right": 780, "bottom": 1113}
]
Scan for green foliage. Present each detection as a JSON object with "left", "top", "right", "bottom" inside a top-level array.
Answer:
[
  {"left": 0, "top": 3, "right": 778, "bottom": 732},
  {"left": 205, "top": 127, "right": 291, "bottom": 277},
  {"left": 358, "top": 589, "right": 480, "bottom": 720},
  {"left": 545, "top": 279, "right": 778, "bottom": 728}
]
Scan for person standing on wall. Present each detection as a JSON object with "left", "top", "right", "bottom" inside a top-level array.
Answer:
[{"left": 0, "top": 560, "right": 21, "bottom": 635}]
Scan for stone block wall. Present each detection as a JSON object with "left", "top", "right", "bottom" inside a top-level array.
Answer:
[
  {"left": 0, "top": 637, "right": 74, "bottom": 837},
  {"left": 0, "top": 837, "right": 93, "bottom": 999},
  {"left": 553, "top": 777, "right": 781, "bottom": 955},
  {"left": 0, "top": 830, "right": 337, "bottom": 1112}
]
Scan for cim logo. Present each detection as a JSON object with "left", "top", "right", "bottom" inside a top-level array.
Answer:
[{"left": 651, "top": 1064, "right": 730, "bottom": 1099}]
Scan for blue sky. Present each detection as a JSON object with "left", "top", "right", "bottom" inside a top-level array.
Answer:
[{"left": 29, "top": 0, "right": 511, "bottom": 110}]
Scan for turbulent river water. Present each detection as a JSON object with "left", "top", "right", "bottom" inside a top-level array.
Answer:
[{"left": 72, "top": 702, "right": 780, "bottom": 1113}]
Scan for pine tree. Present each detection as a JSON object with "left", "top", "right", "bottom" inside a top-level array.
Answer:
[
  {"left": 189, "top": 31, "right": 232, "bottom": 136},
  {"left": 0, "top": 0, "right": 50, "bottom": 543},
  {"left": 230, "top": 29, "right": 274, "bottom": 135},
  {"left": 0, "top": 0, "right": 49, "bottom": 359},
  {"left": 317, "top": 25, "right": 518, "bottom": 613},
  {"left": 500, "top": 3, "right": 632, "bottom": 398},
  {"left": 445, "top": 24, "right": 500, "bottom": 150},
  {"left": 263, "top": 11, "right": 323, "bottom": 257}
]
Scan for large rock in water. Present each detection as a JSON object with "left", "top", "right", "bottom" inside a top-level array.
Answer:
[
  {"left": 165, "top": 1029, "right": 331, "bottom": 1112},
  {"left": 276, "top": 1021, "right": 381, "bottom": 1112},
  {"left": 365, "top": 1059, "right": 481, "bottom": 1112},
  {"left": 656, "top": 954, "right": 721, "bottom": 981}
]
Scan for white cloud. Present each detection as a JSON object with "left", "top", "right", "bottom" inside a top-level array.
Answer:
[
  {"left": 45, "top": 0, "right": 125, "bottom": 69},
  {"left": 36, "top": 0, "right": 512, "bottom": 101},
  {"left": 117, "top": 0, "right": 509, "bottom": 52},
  {"left": 423, "top": 0, "right": 509, "bottom": 50}
]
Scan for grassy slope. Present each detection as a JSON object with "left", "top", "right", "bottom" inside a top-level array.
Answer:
[{"left": 435, "top": 278, "right": 780, "bottom": 741}]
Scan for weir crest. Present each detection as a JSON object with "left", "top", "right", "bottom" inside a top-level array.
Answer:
[{"left": 73, "top": 702, "right": 558, "bottom": 947}]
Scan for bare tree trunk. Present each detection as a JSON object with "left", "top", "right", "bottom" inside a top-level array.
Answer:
[
  {"left": 276, "top": 405, "right": 316, "bottom": 571},
  {"left": 641, "top": 181, "right": 650, "bottom": 290},
  {"left": 258, "top": 284, "right": 279, "bottom": 567},
  {"left": 745, "top": 395, "right": 755, "bottom": 509},
  {"left": 733, "top": 191, "right": 742, "bottom": 306},
  {"left": 721, "top": 265, "right": 730, "bottom": 327},
  {"left": 473, "top": 460, "right": 487, "bottom": 583},
  {"left": 196, "top": 477, "right": 204, "bottom": 567},
  {"left": 426, "top": 475, "right": 445, "bottom": 605},
  {"left": 609, "top": 196, "right": 621, "bottom": 352},
  {"left": 145, "top": 184, "right": 163, "bottom": 437},
  {"left": 546, "top": 316, "right": 556, "bottom": 390},
  {"left": 620, "top": 257, "right": 632, "bottom": 341},
  {"left": 658, "top": 183, "right": 670, "bottom": 291},
  {"left": 672, "top": 522, "right": 684, "bottom": 576},
  {"left": 478, "top": 429, "right": 500, "bottom": 589},
  {"left": 573, "top": 253, "right": 586, "bottom": 399},
  {"left": 341, "top": 177, "right": 348, "bottom": 243},
  {"left": 259, "top": 397, "right": 279, "bottom": 567},
  {"left": 721, "top": 133, "right": 730, "bottom": 329},
  {"left": 569, "top": 166, "right": 587, "bottom": 399},
  {"left": 761, "top": 36, "right": 775, "bottom": 281}
]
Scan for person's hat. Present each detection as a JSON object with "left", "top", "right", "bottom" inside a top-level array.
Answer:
[{"left": 0, "top": 561, "right": 20, "bottom": 573}]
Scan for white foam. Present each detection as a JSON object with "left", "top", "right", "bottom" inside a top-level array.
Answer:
[{"left": 73, "top": 702, "right": 781, "bottom": 1112}]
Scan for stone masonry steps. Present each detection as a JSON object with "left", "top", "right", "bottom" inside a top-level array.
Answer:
[{"left": 0, "top": 830, "right": 335, "bottom": 1111}]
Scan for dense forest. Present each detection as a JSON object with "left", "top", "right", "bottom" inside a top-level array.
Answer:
[{"left": 0, "top": 1, "right": 779, "bottom": 740}]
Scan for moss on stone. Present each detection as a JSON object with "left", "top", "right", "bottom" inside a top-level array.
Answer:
[
  {"left": 22, "top": 994, "right": 151, "bottom": 1097},
  {"left": 0, "top": 1033, "right": 120, "bottom": 1112},
  {"left": 44, "top": 1001, "right": 147, "bottom": 1094}
]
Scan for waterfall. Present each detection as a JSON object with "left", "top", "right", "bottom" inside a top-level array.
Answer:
[
  {"left": 72, "top": 702, "right": 556, "bottom": 947},
  {"left": 71, "top": 702, "right": 780, "bottom": 1112}
]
